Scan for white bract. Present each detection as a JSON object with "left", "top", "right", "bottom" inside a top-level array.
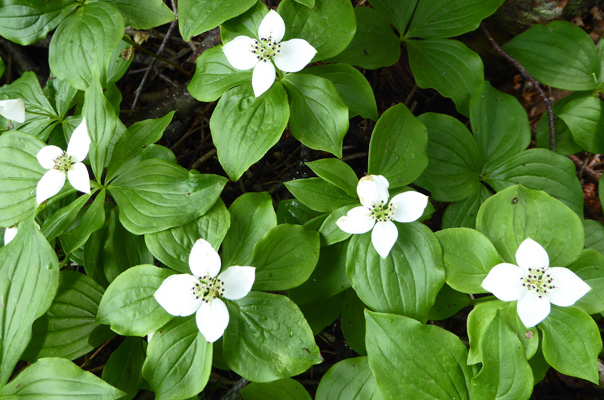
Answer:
[
  {"left": 154, "top": 238, "right": 255, "bottom": 343},
  {"left": 4, "top": 226, "right": 17, "bottom": 245},
  {"left": 336, "top": 175, "right": 429, "bottom": 258},
  {"left": 0, "top": 99, "right": 25, "bottom": 123},
  {"left": 222, "top": 10, "right": 317, "bottom": 97},
  {"left": 35, "top": 119, "right": 91, "bottom": 205},
  {"left": 482, "top": 238, "right": 590, "bottom": 327}
]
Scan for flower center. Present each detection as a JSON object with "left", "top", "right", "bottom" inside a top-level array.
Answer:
[
  {"left": 251, "top": 36, "right": 281, "bottom": 62},
  {"left": 191, "top": 274, "right": 226, "bottom": 304},
  {"left": 53, "top": 152, "right": 73, "bottom": 172},
  {"left": 521, "top": 267, "right": 556, "bottom": 298},
  {"left": 370, "top": 201, "right": 395, "bottom": 223}
]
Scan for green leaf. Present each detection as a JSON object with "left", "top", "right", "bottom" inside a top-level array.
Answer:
[
  {"left": 470, "top": 312, "right": 534, "bottom": 400},
  {"left": 223, "top": 292, "right": 322, "bottom": 382},
  {"left": 297, "top": 291, "right": 345, "bottom": 335},
  {"left": 317, "top": 205, "right": 355, "bottom": 247},
  {"left": 306, "top": 158, "right": 358, "bottom": 197},
  {"left": 241, "top": 378, "right": 312, "bottom": 400},
  {"left": 584, "top": 219, "right": 604, "bottom": 256},
  {"left": 41, "top": 193, "right": 91, "bottom": 241},
  {"left": 24, "top": 271, "right": 113, "bottom": 361},
  {"left": 60, "top": 190, "right": 107, "bottom": 255},
  {"left": 219, "top": 1, "right": 267, "bottom": 43},
  {"left": 467, "top": 300, "right": 538, "bottom": 364},
  {"left": 145, "top": 199, "right": 230, "bottom": 273},
  {"left": 540, "top": 306, "right": 601, "bottom": 383},
  {"left": 406, "top": 0, "right": 504, "bottom": 39},
  {"left": 471, "top": 82, "right": 530, "bottom": 168},
  {"left": 408, "top": 39, "right": 484, "bottom": 116},
  {"left": 325, "top": 7, "right": 400, "bottom": 70},
  {"left": 108, "top": 159, "right": 226, "bottom": 235},
  {"left": 222, "top": 192, "right": 277, "bottom": 267},
  {"left": 49, "top": 2, "right": 124, "bottom": 90},
  {"left": 503, "top": 21, "right": 600, "bottom": 91},
  {"left": 84, "top": 79, "right": 119, "bottom": 180},
  {"left": 557, "top": 94, "right": 604, "bottom": 153},
  {"left": 566, "top": 249, "right": 604, "bottom": 315},
  {"left": 476, "top": 185, "right": 584, "bottom": 266},
  {"left": 45, "top": 77, "right": 79, "bottom": 119},
  {"left": 367, "top": 0, "right": 416, "bottom": 36},
  {"left": 435, "top": 228, "right": 501, "bottom": 293},
  {"left": 188, "top": 46, "right": 252, "bottom": 103},
  {"left": 341, "top": 289, "right": 367, "bottom": 355},
  {"left": 0, "top": 358, "right": 124, "bottom": 399},
  {"left": 441, "top": 185, "right": 491, "bottom": 229},
  {"left": 102, "top": 337, "right": 146, "bottom": 400},
  {"left": 0, "top": 0, "right": 76, "bottom": 46},
  {"left": 347, "top": 222, "right": 444, "bottom": 322},
  {"left": 178, "top": 0, "right": 256, "bottom": 41},
  {"left": 426, "top": 284, "right": 471, "bottom": 321},
  {"left": 282, "top": 73, "right": 349, "bottom": 157},
  {"left": 0, "top": 132, "right": 44, "bottom": 227},
  {"left": 535, "top": 109, "right": 581, "bottom": 156},
  {"left": 284, "top": 177, "right": 356, "bottom": 213},
  {"left": 368, "top": 103, "right": 428, "bottom": 189},
  {"left": 483, "top": 148, "right": 584, "bottom": 217},
  {"left": 277, "top": 199, "right": 320, "bottom": 225},
  {"left": 97, "top": 265, "right": 174, "bottom": 336},
  {"left": 84, "top": 206, "right": 154, "bottom": 286},
  {"left": 107, "top": 111, "right": 175, "bottom": 181},
  {"left": 210, "top": 82, "right": 289, "bottom": 181},
  {"left": 293, "top": 0, "right": 315, "bottom": 7},
  {"left": 304, "top": 63, "right": 378, "bottom": 120},
  {"left": 365, "top": 311, "right": 472, "bottom": 400},
  {"left": 278, "top": 0, "right": 356, "bottom": 61},
  {"left": 415, "top": 112, "right": 481, "bottom": 202},
  {"left": 142, "top": 317, "right": 212, "bottom": 400},
  {"left": 316, "top": 357, "right": 382, "bottom": 400},
  {"left": 92, "top": 0, "right": 174, "bottom": 29},
  {"left": 251, "top": 224, "right": 320, "bottom": 291},
  {"left": 0, "top": 71, "right": 59, "bottom": 140},
  {"left": 0, "top": 221, "right": 59, "bottom": 385}
]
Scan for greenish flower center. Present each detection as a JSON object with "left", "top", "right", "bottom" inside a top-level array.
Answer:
[
  {"left": 53, "top": 152, "right": 73, "bottom": 172},
  {"left": 191, "top": 274, "right": 226, "bottom": 304},
  {"left": 251, "top": 36, "right": 282, "bottom": 62},
  {"left": 521, "top": 267, "right": 556, "bottom": 298},
  {"left": 370, "top": 201, "right": 395, "bottom": 223}
]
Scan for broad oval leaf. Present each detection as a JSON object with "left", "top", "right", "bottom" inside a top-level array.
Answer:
[
  {"left": 241, "top": 378, "right": 312, "bottom": 400},
  {"left": 365, "top": 311, "right": 472, "bottom": 400},
  {"left": 102, "top": 337, "right": 146, "bottom": 400},
  {"left": 284, "top": 177, "right": 357, "bottom": 213},
  {"left": 305, "top": 158, "right": 358, "bottom": 197},
  {"left": 93, "top": 0, "right": 174, "bottom": 29},
  {"left": 441, "top": 185, "right": 491, "bottom": 229},
  {"left": 316, "top": 356, "right": 382, "bottom": 400},
  {"left": 503, "top": 21, "right": 600, "bottom": 91},
  {"left": 584, "top": 219, "right": 604, "bottom": 256},
  {"left": 282, "top": 73, "right": 349, "bottom": 157},
  {"left": 223, "top": 292, "right": 322, "bottom": 382},
  {"left": 368, "top": 103, "right": 428, "bottom": 189},
  {"left": 178, "top": 0, "right": 256, "bottom": 41},
  {"left": 408, "top": 39, "right": 484, "bottom": 116},
  {"left": 97, "top": 265, "right": 174, "bottom": 336},
  {"left": 366, "top": 0, "right": 417, "bottom": 37},
  {"left": 49, "top": 2, "right": 124, "bottom": 89},
  {"left": 347, "top": 222, "right": 445, "bottom": 322},
  {"left": 142, "top": 317, "right": 212, "bottom": 400},
  {"left": 557, "top": 94, "right": 604, "bottom": 153},
  {"left": 210, "top": 82, "right": 289, "bottom": 181}
]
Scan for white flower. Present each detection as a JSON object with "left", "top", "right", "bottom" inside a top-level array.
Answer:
[
  {"left": 154, "top": 238, "right": 255, "bottom": 343},
  {"left": 35, "top": 118, "right": 91, "bottom": 205},
  {"left": 4, "top": 226, "right": 17, "bottom": 245},
  {"left": 0, "top": 99, "right": 25, "bottom": 123},
  {"left": 482, "top": 238, "right": 590, "bottom": 328},
  {"left": 336, "top": 175, "right": 429, "bottom": 258},
  {"left": 222, "top": 10, "right": 317, "bottom": 97}
]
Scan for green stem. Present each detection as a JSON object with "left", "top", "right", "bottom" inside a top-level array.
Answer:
[{"left": 470, "top": 295, "right": 496, "bottom": 305}]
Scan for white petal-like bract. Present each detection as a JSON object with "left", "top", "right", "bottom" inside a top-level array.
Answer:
[
  {"left": 219, "top": 266, "right": 255, "bottom": 300},
  {"left": 196, "top": 298, "right": 230, "bottom": 343},
  {"left": 67, "top": 118, "right": 91, "bottom": 163},
  {"left": 67, "top": 162, "right": 91, "bottom": 194},
  {"left": 336, "top": 206, "right": 375, "bottom": 234},
  {"left": 482, "top": 263, "right": 526, "bottom": 301},
  {"left": 517, "top": 290, "right": 551, "bottom": 327},
  {"left": 36, "top": 169, "right": 66, "bottom": 205},
  {"left": 154, "top": 274, "right": 203, "bottom": 317},
  {"left": 274, "top": 39, "right": 317, "bottom": 72},
  {"left": 258, "top": 10, "right": 286, "bottom": 42},
  {"left": 371, "top": 220, "right": 398, "bottom": 258},
  {"left": 515, "top": 238, "right": 549, "bottom": 272},
  {"left": 545, "top": 267, "right": 591, "bottom": 306},
  {"left": 36, "top": 145, "right": 63, "bottom": 170},
  {"left": 357, "top": 175, "right": 389, "bottom": 209},
  {"left": 390, "top": 191, "right": 428, "bottom": 223},
  {"left": 252, "top": 60, "right": 276, "bottom": 97},
  {"left": 189, "top": 239, "right": 221, "bottom": 278},
  {"left": 223, "top": 36, "right": 259, "bottom": 70},
  {"left": 0, "top": 99, "right": 25, "bottom": 123}
]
